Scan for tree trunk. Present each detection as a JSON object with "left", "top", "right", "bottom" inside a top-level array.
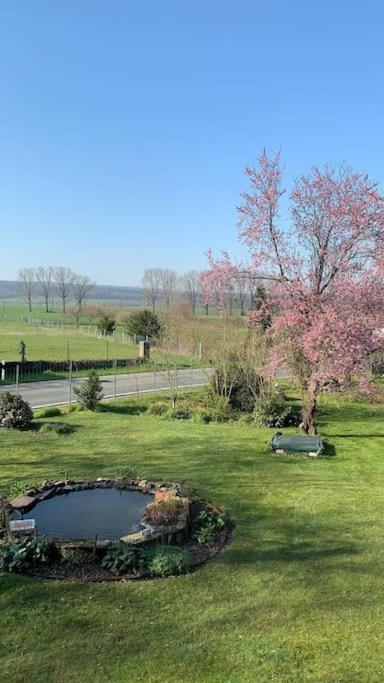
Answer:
[
  {"left": 300, "top": 380, "right": 319, "bottom": 435},
  {"left": 45, "top": 295, "right": 49, "bottom": 313}
]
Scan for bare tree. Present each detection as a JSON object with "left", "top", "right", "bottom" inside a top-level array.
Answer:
[
  {"left": 54, "top": 267, "right": 74, "bottom": 313},
  {"left": 17, "top": 267, "right": 35, "bottom": 312},
  {"left": 142, "top": 268, "right": 162, "bottom": 312},
  {"left": 235, "top": 273, "right": 247, "bottom": 315},
  {"left": 72, "top": 274, "right": 94, "bottom": 311},
  {"left": 35, "top": 266, "right": 54, "bottom": 313},
  {"left": 181, "top": 270, "right": 201, "bottom": 314},
  {"left": 159, "top": 268, "right": 177, "bottom": 311}
]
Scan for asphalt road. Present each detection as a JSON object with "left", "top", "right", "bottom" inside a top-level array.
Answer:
[{"left": 6, "top": 368, "right": 212, "bottom": 408}]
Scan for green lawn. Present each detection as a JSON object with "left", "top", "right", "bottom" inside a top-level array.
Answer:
[{"left": 1, "top": 392, "right": 384, "bottom": 682}]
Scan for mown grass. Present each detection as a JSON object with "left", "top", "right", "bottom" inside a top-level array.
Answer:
[{"left": 1, "top": 391, "right": 384, "bottom": 681}]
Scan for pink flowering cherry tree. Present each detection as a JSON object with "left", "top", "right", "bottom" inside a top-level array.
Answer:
[{"left": 203, "top": 151, "right": 384, "bottom": 434}]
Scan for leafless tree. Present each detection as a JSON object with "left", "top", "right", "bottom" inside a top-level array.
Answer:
[
  {"left": 72, "top": 274, "right": 94, "bottom": 311},
  {"left": 54, "top": 267, "right": 74, "bottom": 313},
  {"left": 35, "top": 266, "right": 54, "bottom": 313},
  {"left": 82, "top": 303, "right": 102, "bottom": 324},
  {"left": 235, "top": 273, "right": 247, "bottom": 315},
  {"left": 181, "top": 270, "right": 201, "bottom": 314},
  {"left": 17, "top": 267, "right": 35, "bottom": 312},
  {"left": 247, "top": 278, "right": 257, "bottom": 310},
  {"left": 223, "top": 280, "right": 235, "bottom": 316},
  {"left": 142, "top": 268, "right": 162, "bottom": 312},
  {"left": 159, "top": 268, "right": 177, "bottom": 311}
]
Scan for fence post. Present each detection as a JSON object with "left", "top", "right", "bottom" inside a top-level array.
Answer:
[
  {"left": 114, "top": 360, "right": 117, "bottom": 398},
  {"left": 15, "top": 365, "right": 19, "bottom": 396},
  {"left": 69, "top": 360, "right": 73, "bottom": 404},
  {"left": 1, "top": 360, "right": 5, "bottom": 383},
  {"left": 198, "top": 342, "right": 202, "bottom": 360}
]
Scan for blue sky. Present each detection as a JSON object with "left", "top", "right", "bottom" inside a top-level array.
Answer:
[{"left": 1, "top": 1, "right": 383, "bottom": 285}]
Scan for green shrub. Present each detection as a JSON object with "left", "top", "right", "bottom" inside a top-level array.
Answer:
[
  {"left": 191, "top": 408, "right": 212, "bottom": 424},
  {"left": 147, "top": 401, "right": 168, "bottom": 416},
  {"left": 203, "top": 391, "right": 231, "bottom": 422},
  {"left": 164, "top": 405, "right": 190, "bottom": 420},
  {"left": 210, "top": 363, "right": 261, "bottom": 412},
  {"left": 253, "top": 394, "right": 299, "bottom": 428},
  {"left": 39, "top": 422, "right": 73, "bottom": 435},
  {"left": 0, "top": 537, "right": 59, "bottom": 573},
  {"left": 97, "top": 313, "right": 116, "bottom": 334},
  {"left": 194, "top": 509, "right": 226, "bottom": 544},
  {"left": 101, "top": 543, "right": 143, "bottom": 575},
  {"left": 237, "top": 413, "right": 254, "bottom": 424},
  {"left": 0, "top": 392, "right": 33, "bottom": 430},
  {"left": 38, "top": 406, "right": 62, "bottom": 418},
  {"left": 74, "top": 371, "right": 104, "bottom": 411},
  {"left": 146, "top": 545, "right": 190, "bottom": 577},
  {"left": 124, "top": 309, "right": 162, "bottom": 338},
  {"left": 67, "top": 405, "right": 77, "bottom": 413},
  {"left": 63, "top": 551, "right": 88, "bottom": 569}
]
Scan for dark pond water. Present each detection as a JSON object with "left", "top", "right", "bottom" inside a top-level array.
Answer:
[{"left": 13, "top": 488, "right": 153, "bottom": 541}]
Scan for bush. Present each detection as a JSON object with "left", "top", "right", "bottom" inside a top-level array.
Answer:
[
  {"left": 253, "top": 394, "right": 299, "bottom": 428},
  {"left": 0, "top": 537, "right": 59, "bottom": 573},
  {"left": 62, "top": 551, "right": 88, "bottom": 570},
  {"left": 146, "top": 545, "right": 190, "bottom": 577},
  {"left": 210, "top": 363, "right": 262, "bottom": 412},
  {"left": 38, "top": 407, "right": 62, "bottom": 418},
  {"left": 0, "top": 392, "right": 33, "bottom": 430},
  {"left": 147, "top": 401, "right": 168, "bottom": 416},
  {"left": 191, "top": 408, "right": 212, "bottom": 424},
  {"left": 124, "top": 310, "right": 162, "bottom": 338},
  {"left": 39, "top": 422, "right": 73, "bottom": 435},
  {"left": 164, "top": 405, "right": 190, "bottom": 420},
  {"left": 203, "top": 391, "right": 231, "bottom": 422},
  {"left": 97, "top": 312, "right": 116, "bottom": 334},
  {"left": 101, "top": 543, "right": 143, "bottom": 575},
  {"left": 74, "top": 371, "right": 104, "bottom": 411},
  {"left": 194, "top": 509, "right": 226, "bottom": 544},
  {"left": 143, "top": 497, "right": 185, "bottom": 527}
]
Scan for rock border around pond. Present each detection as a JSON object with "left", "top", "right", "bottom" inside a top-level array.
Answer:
[
  {"left": 0, "top": 478, "right": 230, "bottom": 581},
  {"left": 5, "top": 477, "right": 190, "bottom": 549}
]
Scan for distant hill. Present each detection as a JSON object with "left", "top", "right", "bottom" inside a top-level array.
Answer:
[{"left": 0, "top": 280, "right": 145, "bottom": 307}]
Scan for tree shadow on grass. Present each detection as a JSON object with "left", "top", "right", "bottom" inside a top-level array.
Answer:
[
  {"left": 221, "top": 540, "right": 359, "bottom": 566},
  {"left": 99, "top": 403, "right": 148, "bottom": 416}
]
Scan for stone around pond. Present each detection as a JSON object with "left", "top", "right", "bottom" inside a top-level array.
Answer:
[{"left": 9, "top": 494, "right": 36, "bottom": 511}]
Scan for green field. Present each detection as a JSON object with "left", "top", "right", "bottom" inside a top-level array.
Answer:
[
  {"left": 0, "top": 322, "right": 138, "bottom": 361},
  {"left": 0, "top": 322, "right": 204, "bottom": 385},
  {"left": 1, "top": 391, "right": 384, "bottom": 681}
]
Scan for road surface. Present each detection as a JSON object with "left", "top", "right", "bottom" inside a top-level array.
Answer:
[{"left": 6, "top": 368, "right": 212, "bottom": 408}]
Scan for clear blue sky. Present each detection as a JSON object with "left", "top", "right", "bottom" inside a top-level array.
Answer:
[{"left": 1, "top": 1, "right": 383, "bottom": 285}]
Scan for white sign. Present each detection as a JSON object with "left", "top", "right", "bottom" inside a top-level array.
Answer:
[{"left": 9, "top": 519, "right": 36, "bottom": 533}]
